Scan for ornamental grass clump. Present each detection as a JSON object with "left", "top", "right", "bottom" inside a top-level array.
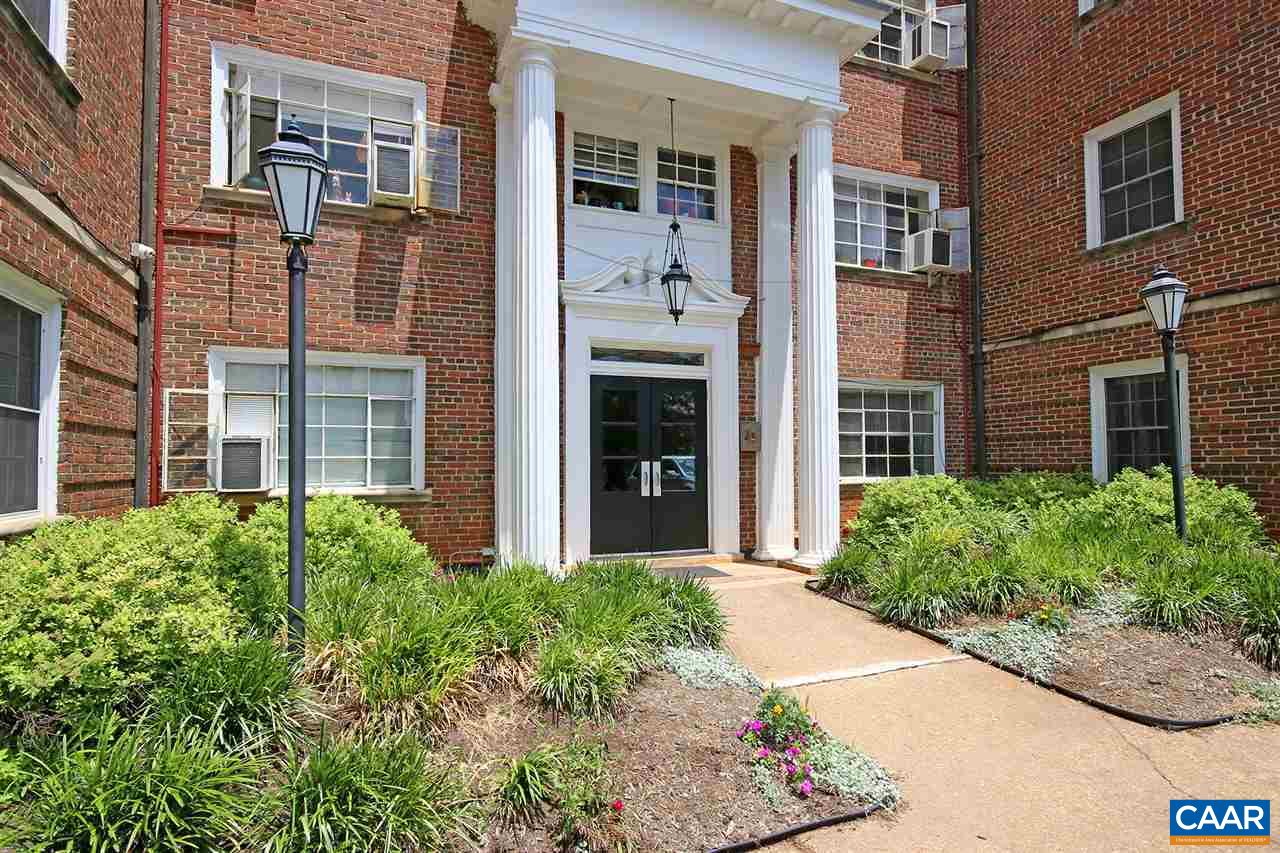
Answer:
[
  {"left": 266, "top": 734, "right": 481, "bottom": 853},
  {"left": 819, "top": 542, "right": 878, "bottom": 596},
  {"left": 868, "top": 525, "right": 976, "bottom": 627}
]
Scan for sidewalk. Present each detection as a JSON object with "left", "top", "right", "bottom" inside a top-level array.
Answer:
[{"left": 707, "top": 563, "right": 1280, "bottom": 852}]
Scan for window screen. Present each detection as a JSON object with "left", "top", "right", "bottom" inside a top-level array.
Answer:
[{"left": 0, "top": 295, "right": 42, "bottom": 515}]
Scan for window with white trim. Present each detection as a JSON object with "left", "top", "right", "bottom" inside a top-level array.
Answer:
[
  {"left": 834, "top": 175, "right": 932, "bottom": 272},
  {"left": 861, "top": 0, "right": 929, "bottom": 66},
  {"left": 839, "top": 383, "right": 943, "bottom": 480},
  {"left": 0, "top": 277, "right": 60, "bottom": 523},
  {"left": 572, "top": 133, "right": 640, "bottom": 213},
  {"left": 14, "top": 0, "right": 66, "bottom": 61},
  {"left": 1089, "top": 357, "right": 1189, "bottom": 482},
  {"left": 1084, "top": 93, "right": 1183, "bottom": 249},
  {"left": 216, "top": 353, "right": 425, "bottom": 492},
  {"left": 657, "top": 148, "right": 717, "bottom": 222}
]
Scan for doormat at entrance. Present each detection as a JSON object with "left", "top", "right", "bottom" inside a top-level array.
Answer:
[{"left": 653, "top": 565, "right": 730, "bottom": 579}]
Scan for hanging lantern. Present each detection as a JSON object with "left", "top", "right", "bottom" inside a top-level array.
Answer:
[{"left": 659, "top": 98, "right": 693, "bottom": 325}]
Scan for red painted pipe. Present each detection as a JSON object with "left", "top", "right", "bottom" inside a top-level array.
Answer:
[{"left": 148, "top": 0, "right": 170, "bottom": 505}]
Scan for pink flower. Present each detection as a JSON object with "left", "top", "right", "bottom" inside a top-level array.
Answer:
[
  {"left": 799, "top": 779, "right": 813, "bottom": 796},
  {"left": 784, "top": 762, "right": 797, "bottom": 776},
  {"left": 610, "top": 799, "right": 624, "bottom": 813},
  {"left": 785, "top": 747, "right": 800, "bottom": 759},
  {"left": 749, "top": 720, "right": 764, "bottom": 733},
  {"left": 756, "top": 747, "right": 771, "bottom": 759}
]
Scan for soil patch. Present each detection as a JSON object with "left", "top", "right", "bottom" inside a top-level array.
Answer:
[
  {"left": 452, "top": 670, "right": 888, "bottom": 852},
  {"left": 1053, "top": 626, "right": 1269, "bottom": 720}
]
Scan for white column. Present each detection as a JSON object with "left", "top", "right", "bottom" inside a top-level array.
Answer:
[
  {"left": 510, "top": 44, "right": 560, "bottom": 568},
  {"left": 490, "top": 85, "right": 514, "bottom": 562},
  {"left": 753, "top": 145, "right": 796, "bottom": 562},
  {"left": 794, "top": 112, "right": 840, "bottom": 569}
]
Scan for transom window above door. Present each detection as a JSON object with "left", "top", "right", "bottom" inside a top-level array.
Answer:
[
  {"left": 834, "top": 175, "right": 932, "bottom": 272},
  {"left": 573, "top": 133, "right": 640, "bottom": 213},
  {"left": 657, "top": 148, "right": 717, "bottom": 222}
]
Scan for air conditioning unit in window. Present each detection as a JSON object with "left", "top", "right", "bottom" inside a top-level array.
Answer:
[
  {"left": 908, "top": 16, "right": 951, "bottom": 72},
  {"left": 219, "top": 436, "right": 271, "bottom": 492},
  {"left": 908, "top": 228, "right": 955, "bottom": 274},
  {"left": 371, "top": 126, "right": 415, "bottom": 209}
]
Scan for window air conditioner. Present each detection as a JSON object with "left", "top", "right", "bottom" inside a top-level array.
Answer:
[
  {"left": 372, "top": 126, "right": 415, "bottom": 209},
  {"left": 909, "top": 228, "right": 956, "bottom": 274},
  {"left": 909, "top": 16, "right": 951, "bottom": 72},
  {"left": 219, "top": 436, "right": 271, "bottom": 492}
]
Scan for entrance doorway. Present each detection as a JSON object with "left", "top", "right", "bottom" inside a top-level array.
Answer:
[{"left": 590, "top": 375, "right": 709, "bottom": 555}]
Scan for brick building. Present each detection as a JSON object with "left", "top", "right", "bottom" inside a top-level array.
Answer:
[
  {"left": 0, "top": 0, "right": 146, "bottom": 536},
  {"left": 977, "top": 0, "right": 1280, "bottom": 534},
  {"left": 141, "top": 0, "right": 974, "bottom": 568}
]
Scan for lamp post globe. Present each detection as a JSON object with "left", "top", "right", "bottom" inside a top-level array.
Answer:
[
  {"left": 259, "top": 120, "right": 328, "bottom": 653},
  {"left": 1141, "top": 264, "right": 1190, "bottom": 540}
]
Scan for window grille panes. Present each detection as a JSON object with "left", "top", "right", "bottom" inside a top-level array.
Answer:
[
  {"left": 14, "top": 0, "right": 52, "bottom": 47},
  {"left": 419, "top": 123, "right": 461, "bottom": 213},
  {"left": 1099, "top": 112, "right": 1176, "bottom": 243},
  {"left": 1104, "top": 373, "right": 1172, "bottom": 478},
  {"left": 834, "top": 177, "right": 931, "bottom": 272},
  {"left": 225, "top": 361, "right": 416, "bottom": 489},
  {"left": 657, "top": 148, "right": 716, "bottom": 222},
  {"left": 226, "top": 63, "right": 415, "bottom": 205},
  {"left": 573, "top": 133, "right": 640, "bottom": 213},
  {"left": 0, "top": 295, "right": 42, "bottom": 515},
  {"left": 838, "top": 385, "right": 938, "bottom": 479},
  {"left": 861, "top": 0, "right": 928, "bottom": 66}
]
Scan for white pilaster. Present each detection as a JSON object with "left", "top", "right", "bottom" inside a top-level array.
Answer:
[
  {"left": 753, "top": 144, "right": 797, "bottom": 562},
  {"left": 510, "top": 44, "right": 561, "bottom": 568},
  {"left": 794, "top": 110, "right": 841, "bottom": 569},
  {"left": 490, "top": 85, "right": 515, "bottom": 562}
]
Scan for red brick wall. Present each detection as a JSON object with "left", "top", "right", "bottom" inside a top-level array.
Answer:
[
  {"left": 829, "top": 60, "right": 972, "bottom": 529},
  {"left": 0, "top": 0, "right": 144, "bottom": 518},
  {"left": 158, "top": 0, "right": 498, "bottom": 561},
  {"left": 978, "top": 0, "right": 1280, "bottom": 532},
  {"left": 730, "top": 145, "right": 759, "bottom": 551}
]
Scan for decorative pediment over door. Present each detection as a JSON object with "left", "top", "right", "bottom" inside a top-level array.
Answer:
[{"left": 559, "top": 253, "right": 750, "bottom": 327}]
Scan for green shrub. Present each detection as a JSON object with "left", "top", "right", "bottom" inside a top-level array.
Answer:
[
  {"left": 267, "top": 734, "right": 480, "bottom": 853},
  {"left": 0, "top": 498, "right": 240, "bottom": 718},
  {"left": 1131, "top": 554, "right": 1227, "bottom": 632},
  {"left": 819, "top": 543, "right": 878, "bottom": 595},
  {"left": 532, "top": 635, "right": 633, "bottom": 718},
  {"left": 15, "top": 715, "right": 263, "bottom": 852},
  {"left": 1239, "top": 559, "right": 1280, "bottom": 670},
  {"left": 494, "top": 745, "right": 563, "bottom": 821},
  {"left": 755, "top": 688, "right": 816, "bottom": 746},
  {"left": 958, "top": 555, "right": 1027, "bottom": 616},
  {"left": 559, "top": 584, "right": 675, "bottom": 671},
  {"left": 244, "top": 494, "right": 436, "bottom": 588},
  {"left": 150, "top": 636, "right": 305, "bottom": 751},
  {"left": 963, "top": 471, "right": 1096, "bottom": 514},
  {"left": 868, "top": 525, "right": 974, "bottom": 627},
  {"left": 661, "top": 575, "right": 727, "bottom": 648},
  {"left": 846, "top": 475, "right": 976, "bottom": 548}
]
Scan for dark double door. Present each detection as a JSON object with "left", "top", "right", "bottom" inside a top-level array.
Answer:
[{"left": 591, "top": 375, "right": 709, "bottom": 556}]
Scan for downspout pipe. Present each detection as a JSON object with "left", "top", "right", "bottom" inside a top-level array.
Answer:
[
  {"left": 148, "top": 0, "right": 171, "bottom": 504},
  {"left": 134, "top": 0, "right": 160, "bottom": 507},
  {"left": 965, "top": 0, "right": 987, "bottom": 477}
]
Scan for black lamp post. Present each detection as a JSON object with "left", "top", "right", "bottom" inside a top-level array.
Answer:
[
  {"left": 659, "top": 98, "right": 693, "bottom": 324},
  {"left": 1139, "top": 263, "right": 1190, "bottom": 540},
  {"left": 258, "top": 120, "right": 327, "bottom": 652}
]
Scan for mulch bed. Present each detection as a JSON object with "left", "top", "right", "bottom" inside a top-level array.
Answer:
[
  {"left": 449, "top": 671, "right": 883, "bottom": 852},
  {"left": 822, "top": 589, "right": 1273, "bottom": 723}
]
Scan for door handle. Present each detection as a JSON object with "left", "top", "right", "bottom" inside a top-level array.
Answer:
[
  {"left": 640, "top": 461, "right": 651, "bottom": 497},
  {"left": 652, "top": 459, "right": 663, "bottom": 497}
]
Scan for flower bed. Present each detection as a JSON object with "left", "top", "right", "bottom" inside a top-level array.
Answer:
[
  {"left": 0, "top": 495, "right": 898, "bottom": 851},
  {"left": 816, "top": 470, "right": 1280, "bottom": 723}
]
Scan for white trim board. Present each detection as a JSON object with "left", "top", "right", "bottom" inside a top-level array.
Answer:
[
  {"left": 833, "top": 163, "right": 941, "bottom": 210},
  {"left": 206, "top": 347, "right": 428, "bottom": 493},
  {"left": 0, "top": 261, "right": 62, "bottom": 528},
  {"left": 1088, "top": 355, "right": 1190, "bottom": 483},
  {"left": 1083, "top": 91, "right": 1183, "bottom": 251}
]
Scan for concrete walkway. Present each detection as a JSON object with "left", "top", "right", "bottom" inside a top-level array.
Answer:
[{"left": 706, "top": 563, "right": 1280, "bottom": 852}]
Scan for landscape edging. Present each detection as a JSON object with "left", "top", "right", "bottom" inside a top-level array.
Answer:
[
  {"left": 707, "top": 804, "right": 883, "bottom": 853},
  {"left": 802, "top": 579, "right": 1240, "bottom": 732}
]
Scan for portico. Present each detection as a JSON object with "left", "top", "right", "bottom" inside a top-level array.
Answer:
[{"left": 467, "top": 0, "right": 890, "bottom": 568}]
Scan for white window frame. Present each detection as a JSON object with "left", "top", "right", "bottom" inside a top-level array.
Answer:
[
  {"left": 571, "top": 131, "right": 641, "bottom": 213},
  {"left": 657, "top": 146, "right": 719, "bottom": 223},
  {"left": 833, "top": 165, "right": 940, "bottom": 275},
  {"left": 1083, "top": 91, "right": 1183, "bottom": 250},
  {"left": 1088, "top": 355, "right": 1190, "bottom": 483},
  {"left": 207, "top": 347, "right": 427, "bottom": 495},
  {"left": 839, "top": 378, "right": 945, "bottom": 484},
  {"left": 860, "top": 0, "right": 932, "bottom": 67},
  {"left": 14, "top": 0, "right": 69, "bottom": 65},
  {"left": 208, "top": 43, "right": 427, "bottom": 191},
  {"left": 0, "top": 262, "right": 62, "bottom": 532}
]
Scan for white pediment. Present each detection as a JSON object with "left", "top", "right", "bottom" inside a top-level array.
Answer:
[{"left": 560, "top": 252, "right": 750, "bottom": 326}]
